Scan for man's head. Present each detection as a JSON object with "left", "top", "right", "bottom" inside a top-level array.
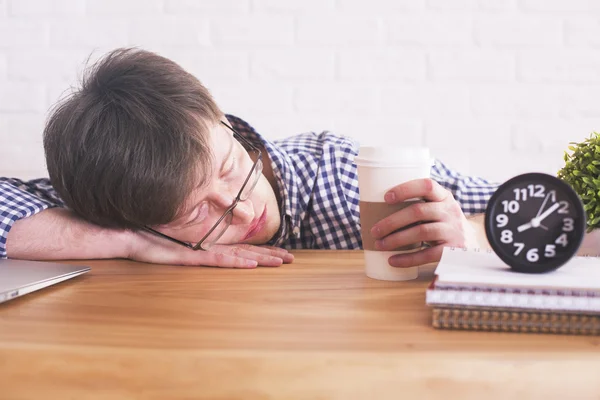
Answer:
[{"left": 44, "top": 48, "right": 280, "bottom": 246}]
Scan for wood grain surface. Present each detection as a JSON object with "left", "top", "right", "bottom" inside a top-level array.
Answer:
[{"left": 1, "top": 250, "right": 599, "bottom": 399}]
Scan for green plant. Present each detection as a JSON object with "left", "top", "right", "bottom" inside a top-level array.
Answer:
[{"left": 557, "top": 131, "right": 600, "bottom": 232}]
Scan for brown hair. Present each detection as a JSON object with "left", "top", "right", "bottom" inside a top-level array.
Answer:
[{"left": 44, "top": 48, "right": 222, "bottom": 229}]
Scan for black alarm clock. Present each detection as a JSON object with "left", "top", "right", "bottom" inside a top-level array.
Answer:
[{"left": 484, "top": 172, "right": 586, "bottom": 273}]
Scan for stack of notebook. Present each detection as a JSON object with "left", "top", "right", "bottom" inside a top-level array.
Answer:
[{"left": 426, "top": 247, "right": 600, "bottom": 335}]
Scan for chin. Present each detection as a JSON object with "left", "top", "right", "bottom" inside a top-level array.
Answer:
[
  {"left": 245, "top": 237, "right": 268, "bottom": 245},
  {"left": 247, "top": 218, "right": 280, "bottom": 245},
  {"left": 246, "top": 229, "right": 276, "bottom": 245}
]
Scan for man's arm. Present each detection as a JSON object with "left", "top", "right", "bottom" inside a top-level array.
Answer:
[
  {"left": 1, "top": 178, "right": 291, "bottom": 266},
  {"left": 467, "top": 213, "right": 491, "bottom": 249},
  {"left": 431, "top": 160, "right": 499, "bottom": 215},
  {"left": 1, "top": 178, "right": 62, "bottom": 258},
  {"left": 6, "top": 208, "right": 129, "bottom": 260},
  {"left": 7, "top": 207, "right": 291, "bottom": 267}
]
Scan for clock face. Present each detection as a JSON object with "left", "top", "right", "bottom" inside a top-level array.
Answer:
[{"left": 484, "top": 173, "right": 586, "bottom": 273}]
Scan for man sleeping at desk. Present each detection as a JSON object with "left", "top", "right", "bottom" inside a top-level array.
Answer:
[{"left": 1, "top": 48, "right": 504, "bottom": 269}]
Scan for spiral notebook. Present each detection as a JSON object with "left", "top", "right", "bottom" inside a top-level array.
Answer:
[
  {"left": 426, "top": 247, "right": 600, "bottom": 334},
  {"left": 431, "top": 307, "right": 600, "bottom": 335}
]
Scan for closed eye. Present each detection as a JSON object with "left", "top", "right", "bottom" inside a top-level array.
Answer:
[
  {"left": 223, "top": 154, "right": 236, "bottom": 177},
  {"left": 183, "top": 202, "right": 210, "bottom": 226}
]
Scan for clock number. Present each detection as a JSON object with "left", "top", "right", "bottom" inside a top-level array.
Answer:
[
  {"left": 526, "top": 248, "right": 539, "bottom": 262},
  {"left": 555, "top": 233, "right": 569, "bottom": 247},
  {"left": 513, "top": 188, "right": 527, "bottom": 201},
  {"left": 496, "top": 214, "right": 508, "bottom": 228},
  {"left": 529, "top": 184, "right": 545, "bottom": 198},
  {"left": 563, "top": 218, "right": 574, "bottom": 232},
  {"left": 557, "top": 201, "right": 569, "bottom": 214},
  {"left": 514, "top": 185, "right": 545, "bottom": 201},
  {"left": 513, "top": 242, "right": 525, "bottom": 255},
  {"left": 500, "top": 230, "right": 513, "bottom": 244},
  {"left": 501, "top": 200, "right": 519, "bottom": 214},
  {"left": 544, "top": 244, "right": 556, "bottom": 258}
]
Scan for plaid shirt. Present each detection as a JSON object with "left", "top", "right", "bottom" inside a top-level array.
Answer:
[{"left": 0, "top": 115, "right": 499, "bottom": 258}]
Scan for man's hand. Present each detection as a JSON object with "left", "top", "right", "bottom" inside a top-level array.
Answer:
[
  {"left": 127, "top": 229, "right": 293, "bottom": 268},
  {"left": 369, "top": 178, "right": 482, "bottom": 268}
]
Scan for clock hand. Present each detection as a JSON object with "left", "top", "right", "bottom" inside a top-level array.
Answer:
[
  {"left": 517, "top": 191, "right": 556, "bottom": 233},
  {"left": 517, "top": 221, "right": 533, "bottom": 232},
  {"left": 516, "top": 220, "right": 550, "bottom": 232},
  {"left": 536, "top": 202, "right": 561, "bottom": 224},
  {"left": 536, "top": 191, "right": 553, "bottom": 218}
]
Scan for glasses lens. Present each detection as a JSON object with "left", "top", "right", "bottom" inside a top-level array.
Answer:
[
  {"left": 240, "top": 157, "right": 263, "bottom": 201},
  {"left": 200, "top": 212, "right": 233, "bottom": 250}
]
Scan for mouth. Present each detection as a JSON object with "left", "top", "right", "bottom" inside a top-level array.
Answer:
[{"left": 242, "top": 206, "right": 267, "bottom": 241}]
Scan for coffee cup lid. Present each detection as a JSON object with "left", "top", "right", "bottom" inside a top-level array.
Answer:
[{"left": 355, "top": 146, "right": 433, "bottom": 167}]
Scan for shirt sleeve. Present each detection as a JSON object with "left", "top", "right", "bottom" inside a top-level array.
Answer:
[
  {"left": 431, "top": 160, "right": 499, "bottom": 215},
  {"left": 0, "top": 178, "right": 64, "bottom": 259}
]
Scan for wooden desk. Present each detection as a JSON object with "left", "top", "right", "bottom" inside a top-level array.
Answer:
[{"left": 0, "top": 250, "right": 599, "bottom": 399}]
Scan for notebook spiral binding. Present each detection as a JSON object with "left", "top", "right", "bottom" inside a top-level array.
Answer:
[{"left": 432, "top": 307, "right": 600, "bottom": 335}]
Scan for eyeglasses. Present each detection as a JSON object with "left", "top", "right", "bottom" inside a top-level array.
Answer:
[{"left": 144, "top": 121, "right": 263, "bottom": 250}]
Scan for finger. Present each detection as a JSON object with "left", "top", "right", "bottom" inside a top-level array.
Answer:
[
  {"left": 385, "top": 178, "right": 450, "bottom": 204},
  {"left": 388, "top": 245, "right": 445, "bottom": 268},
  {"left": 237, "top": 244, "right": 294, "bottom": 263},
  {"left": 375, "top": 222, "right": 451, "bottom": 251},
  {"left": 232, "top": 248, "right": 283, "bottom": 267},
  {"left": 211, "top": 245, "right": 284, "bottom": 267},
  {"left": 184, "top": 251, "right": 258, "bottom": 269},
  {"left": 371, "top": 202, "right": 446, "bottom": 239}
]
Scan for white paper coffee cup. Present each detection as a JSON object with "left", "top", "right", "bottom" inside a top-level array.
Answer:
[{"left": 355, "top": 146, "right": 433, "bottom": 281}]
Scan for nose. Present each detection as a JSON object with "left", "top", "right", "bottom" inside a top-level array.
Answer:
[
  {"left": 212, "top": 192, "right": 255, "bottom": 224},
  {"left": 231, "top": 199, "right": 255, "bottom": 224}
]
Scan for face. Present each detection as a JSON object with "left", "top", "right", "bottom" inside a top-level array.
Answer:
[{"left": 151, "top": 118, "right": 281, "bottom": 246}]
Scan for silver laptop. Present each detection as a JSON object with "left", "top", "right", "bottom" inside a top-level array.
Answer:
[{"left": 0, "top": 259, "right": 90, "bottom": 304}]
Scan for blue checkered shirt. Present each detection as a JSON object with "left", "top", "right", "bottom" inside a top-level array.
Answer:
[{"left": 0, "top": 115, "right": 499, "bottom": 258}]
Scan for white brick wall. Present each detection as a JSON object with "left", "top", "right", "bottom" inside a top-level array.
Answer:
[{"left": 0, "top": 0, "right": 599, "bottom": 183}]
